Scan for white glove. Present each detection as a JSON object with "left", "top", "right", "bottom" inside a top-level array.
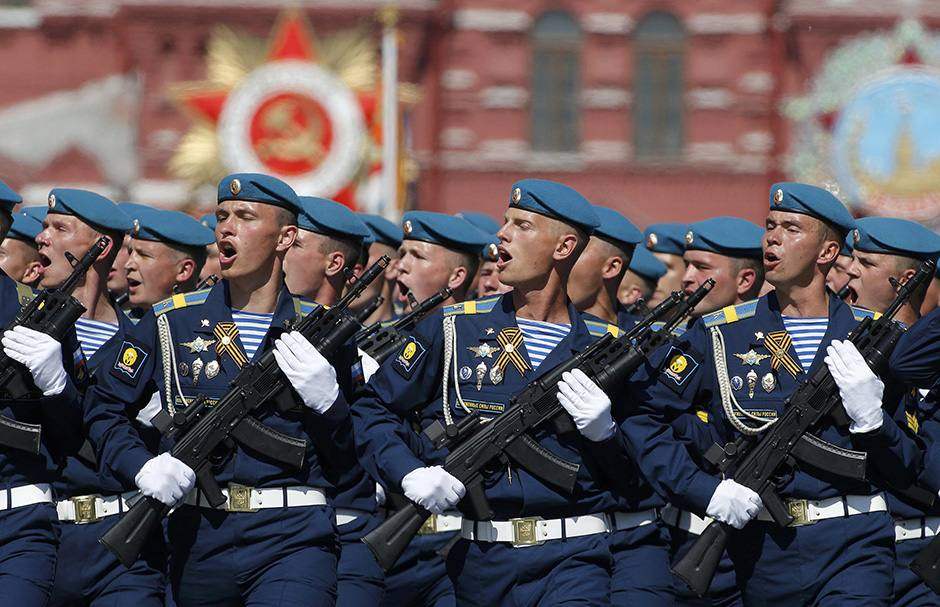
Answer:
[
  {"left": 556, "top": 368, "right": 616, "bottom": 442},
  {"left": 359, "top": 351, "right": 380, "bottom": 383},
  {"left": 273, "top": 331, "right": 339, "bottom": 413},
  {"left": 375, "top": 482, "right": 386, "bottom": 507},
  {"left": 401, "top": 466, "right": 465, "bottom": 514},
  {"left": 2, "top": 326, "right": 68, "bottom": 396},
  {"left": 135, "top": 453, "right": 196, "bottom": 507},
  {"left": 706, "top": 479, "right": 762, "bottom": 529},
  {"left": 825, "top": 340, "right": 884, "bottom": 433}
]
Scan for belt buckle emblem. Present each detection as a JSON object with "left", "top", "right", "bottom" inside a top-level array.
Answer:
[
  {"left": 787, "top": 499, "right": 814, "bottom": 526},
  {"left": 510, "top": 517, "right": 542, "bottom": 547},
  {"left": 72, "top": 494, "right": 100, "bottom": 524},
  {"left": 418, "top": 514, "right": 438, "bottom": 535},
  {"left": 227, "top": 483, "right": 257, "bottom": 513}
]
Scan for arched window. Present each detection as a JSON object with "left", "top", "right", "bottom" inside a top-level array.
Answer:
[
  {"left": 531, "top": 11, "right": 581, "bottom": 152},
  {"left": 633, "top": 12, "right": 685, "bottom": 160}
]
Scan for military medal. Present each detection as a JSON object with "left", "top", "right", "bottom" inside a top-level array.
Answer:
[
  {"left": 214, "top": 322, "right": 248, "bottom": 367},
  {"left": 733, "top": 349, "right": 770, "bottom": 366},
  {"left": 178, "top": 362, "right": 189, "bottom": 377},
  {"left": 181, "top": 336, "right": 216, "bottom": 354},
  {"left": 205, "top": 360, "right": 220, "bottom": 380},
  {"left": 468, "top": 343, "right": 500, "bottom": 359},
  {"left": 746, "top": 370, "right": 758, "bottom": 399},
  {"left": 475, "top": 362, "right": 486, "bottom": 391},
  {"left": 731, "top": 375, "right": 743, "bottom": 391},
  {"left": 761, "top": 373, "right": 776, "bottom": 393},
  {"left": 763, "top": 331, "right": 802, "bottom": 379},
  {"left": 493, "top": 327, "right": 530, "bottom": 379},
  {"left": 459, "top": 366, "right": 472, "bottom": 381},
  {"left": 489, "top": 366, "right": 504, "bottom": 385},
  {"left": 191, "top": 358, "right": 204, "bottom": 386}
]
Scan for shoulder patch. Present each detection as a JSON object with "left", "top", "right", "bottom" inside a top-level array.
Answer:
[
  {"left": 702, "top": 299, "right": 759, "bottom": 328},
  {"left": 443, "top": 296, "right": 500, "bottom": 317},
  {"left": 14, "top": 281, "right": 35, "bottom": 307},
  {"left": 659, "top": 345, "right": 700, "bottom": 392},
  {"left": 109, "top": 336, "right": 149, "bottom": 386},
  {"left": 851, "top": 305, "right": 881, "bottom": 322},
  {"left": 393, "top": 335, "right": 429, "bottom": 380},
  {"left": 584, "top": 319, "right": 620, "bottom": 338},
  {"left": 153, "top": 288, "right": 211, "bottom": 317}
]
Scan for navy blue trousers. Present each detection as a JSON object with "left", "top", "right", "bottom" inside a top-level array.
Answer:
[
  {"left": 0, "top": 503, "right": 58, "bottom": 607},
  {"left": 381, "top": 532, "right": 455, "bottom": 607},
  {"left": 728, "top": 512, "right": 894, "bottom": 606},
  {"left": 447, "top": 533, "right": 612, "bottom": 607},
  {"left": 894, "top": 536, "right": 935, "bottom": 606},
  {"left": 50, "top": 514, "right": 164, "bottom": 607},
  {"left": 609, "top": 523, "right": 676, "bottom": 606},
  {"left": 167, "top": 505, "right": 338, "bottom": 607}
]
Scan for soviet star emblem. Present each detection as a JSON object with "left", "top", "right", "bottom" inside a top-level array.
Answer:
[
  {"left": 733, "top": 349, "right": 771, "bottom": 366},
  {"left": 181, "top": 336, "right": 217, "bottom": 354}
]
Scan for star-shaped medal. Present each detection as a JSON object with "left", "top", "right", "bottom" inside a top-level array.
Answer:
[
  {"left": 734, "top": 349, "right": 771, "bottom": 366},
  {"left": 468, "top": 343, "right": 501, "bottom": 359},
  {"left": 181, "top": 336, "right": 216, "bottom": 354}
]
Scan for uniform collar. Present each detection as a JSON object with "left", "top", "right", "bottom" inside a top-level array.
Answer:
[{"left": 497, "top": 293, "right": 592, "bottom": 373}]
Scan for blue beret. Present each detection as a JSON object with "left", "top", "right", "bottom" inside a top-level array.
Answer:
[
  {"left": 769, "top": 182, "right": 855, "bottom": 235},
  {"left": 457, "top": 211, "right": 501, "bottom": 235},
  {"left": 132, "top": 208, "right": 215, "bottom": 248},
  {"left": 592, "top": 206, "right": 642, "bottom": 253},
  {"left": 851, "top": 217, "right": 940, "bottom": 261},
  {"left": 297, "top": 197, "right": 371, "bottom": 242},
  {"left": 0, "top": 179, "right": 22, "bottom": 214},
  {"left": 840, "top": 234, "right": 854, "bottom": 257},
  {"left": 402, "top": 211, "right": 494, "bottom": 255},
  {"left": 644, "top": 223, "right": 687, "bottom": 256},
  {"left": 360, "top": 213, "right": 403, "bottom": 248},
  {"left": 47, "top": 188, "right": 132, "bottom": 233},
  {"left": 21, "top": 206, "right": 47, "bottom": 224},
  {"left": 685, "top": 217, "right": 763, "bottom": 259},
  {"left": 218, "top": 173, "right": 301, "bottom": 215},
  {"left": 199, "top": 213, "right": 218, "bottom": 231},
  {"left": 6, "top": 211, "right": 41, "bottom": 243},
  {"left": 629, "top": 246, "right": 667, "bottom": 282},
  {"left": 509, "top": 179, "right": 600, "bottom": 233}
]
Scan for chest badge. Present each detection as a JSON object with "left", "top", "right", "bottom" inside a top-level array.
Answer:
[
  {"left": 460, "top": 366, "right": 472, "bottom": 381},
  {"left": 746, "top": 370, "right": 758, "bottom": 399},
  {"left": 493, "top": 327, "right": 531, "bottom": 378},
  {"left": 468, "top": 342, "right": 501, "bottom": 359},
  {"left": 734, "top": 349, "right": 770, "bottom": 366},
  {"left": 205, "top": 359, "right": 221, "bottom": 380},
  {"left": 213, "top": 322, "right": 248, "bottom": 368},
  {"left": 181, "top": 336, "right": 216, "bottom": 354},
  {"left": 191, "top": 358, "right": 204, "bottom": 386},
  {"left": 763, "top": 331, "right": 802, "bottom": 378},
  {"left": 731, "top": 375, "right": 744, "bottom": 391},
  {"left": 761, "top": 372, "right": 776, "bottom": 393}
]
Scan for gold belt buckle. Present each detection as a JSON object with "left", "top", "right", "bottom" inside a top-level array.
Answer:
[
  {"left": 787, "top": 499, "right": 815, "bottom": 527},
  {"left": 71, "top": 494, "right": 100, "bottom": 524},
  {"left": 418, "top": 514, "right": 438, "bottom": 535},
  {"left": 510, "top": 517, "right": 543, "bottom": 547},
  {"left": 227, "top": 483, "right": 257, "bottom": 513}
]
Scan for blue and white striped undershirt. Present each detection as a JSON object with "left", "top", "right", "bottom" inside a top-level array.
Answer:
[
  {"left": 516, "top": 318, "right": 570, "bottom": 370},
  {"left": 75, "top": 317, "right": 119, "bottom": 360},
  {"left": 231, "top": 311, "right": 274, "bottom": 362},
  {"left": 781, "top": 316, "right": 829, "bottom": 371}
]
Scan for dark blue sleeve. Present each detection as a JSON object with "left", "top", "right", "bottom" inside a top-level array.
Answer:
[
  {"left": 851, "top": 387, "right": 924, "bottom": 490},
  {"left": 890, "top": 308, "right": 940, "bottom": 388}
]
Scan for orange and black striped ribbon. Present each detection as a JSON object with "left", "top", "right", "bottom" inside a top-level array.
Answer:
[
  {"left": 213, "top": 322, "right": 248, "bottom": 368},
  {"left": 494, "top": 327, "right": 530, "bottom": 376},
  {"left": 764, "top": 330, "right": 801, "bottom": 378}
]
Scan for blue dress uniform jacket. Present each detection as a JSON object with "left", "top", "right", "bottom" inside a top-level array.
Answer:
[
  {"left": 83, "top": 279, "right": 350, "bottom": 606},
  {"left": 354, "top": 293, "right": 619, "bottom": 606},
  {"left": 0, "top": 273, "right": 60, "bottom": 606},
  {"left": 622, "top": 292, "right": 903, "bottom": 605},
  {"left": 891, "top": 306, "right": 940, "bottom": 389}
]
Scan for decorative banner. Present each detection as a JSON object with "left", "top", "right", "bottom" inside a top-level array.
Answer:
[
  {"left": 169, "top": 11, "right": 389, "bottom": 207},
  {"left": 784, "top": 20, "right": 940, "bottom": 229},
  {"left": 494, "top": 327, "right": 530, "bottom": 377},
  {"left": 213, "top": 322, "right": 248, "bottom": 368},
  {"left": 763, "top": 331, "right": 801, "bottom": 379}
]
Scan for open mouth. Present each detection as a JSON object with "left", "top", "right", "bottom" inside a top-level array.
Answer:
[
  {"left": 763, "top": 250, "right": 781, "bottom": 271},
  {"left": 396, "top": 279, "right": 411, "bottom": 304},
  {"left": 496, "top": 246, "right": 512, "bottom": 271},
  {"left": 218, "top": 240, "right": 237, "bottom": 267},
  {"left": 127, "top": 277, "right": 141, "bottom": 292}
]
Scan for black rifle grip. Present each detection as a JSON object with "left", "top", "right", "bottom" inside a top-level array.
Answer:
[
  {"left": 361, "top": 503, "right": 432, "bottom": 572},
  {"left": 670, "top": 520, "right": 730, "bottom": 597},
  {"left": 98, "top": 495, "right": 168, "bottom": 568}
]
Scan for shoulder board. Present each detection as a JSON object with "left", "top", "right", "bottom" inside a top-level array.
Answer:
[
  {"left": 152, "top": 288, "right": 211, "bottom": 317},
  {"left": 851, "top": 305, "right": 882, "bottom": 322},
  {"left": 584, "top": 319, "right": 620, "bottom": 338},
  {"left": 443, "top": 296, "right": 500, "bottom": 317},
  {"left": 702, "top": 299, "right": 759, "bottom": 328},
  {"left": 650, "top": 320, "right": 687, "bottom": 337},
  {"left": 14, "top": 281, "right": 35, "bottom": 307},
  {"left": 292, "top": 296, "right": 319, "bottom": 317}
]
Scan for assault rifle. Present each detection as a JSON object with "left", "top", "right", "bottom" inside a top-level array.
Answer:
[
  {"left": 357, "top": 288, "right": 452, "bottom": 363},
  {"left": 355, "top": 295, "right": 385, "bottom": 325},
  {"left": 362, "top": 279, "right": 715, "bottom": 571},
  {"left": 100, "top": 256, "right": 390, "bottom": 567},
  {"left": 0, "top": 237, "right": 110, "bottom": 453},
  {"left": 672, "top": 259, "right": 936, "bottom": 596}
]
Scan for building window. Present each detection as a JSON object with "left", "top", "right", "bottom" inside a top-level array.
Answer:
[
  {"left": 531, "top": 11, "right": 581, "bottom": 152},
  {"left": 633, "top": 11, "right": 685, "bottom": 161}
]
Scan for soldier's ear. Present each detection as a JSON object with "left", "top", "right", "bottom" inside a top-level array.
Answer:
[{"left": 275, "top": 224, "right": 298, "bottom": 253}]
